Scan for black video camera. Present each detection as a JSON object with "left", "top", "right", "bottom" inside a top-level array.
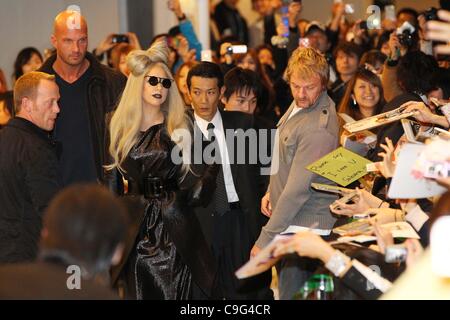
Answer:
[
  {"left": 396, "top": 21, "right": 415, "bottom": 48},
  {"left": 424, "top": 7, "right": 439, "bottom": 21},
  {"left": 359, "top": 20, "right": 368, "bottom": 30},
  {"left": 112, "top": 34, "right": 129, "bottom": 44}
]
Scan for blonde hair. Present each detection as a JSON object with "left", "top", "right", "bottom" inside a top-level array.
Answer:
[
  {"left": 107, "top": 40, "right": 191, "bottom": 175},
  {"left": 14, "top": 71, "right": 55, "bottom": 113},
  {"left": 284, "top": 47, "right": 329, "bottom": 87}
]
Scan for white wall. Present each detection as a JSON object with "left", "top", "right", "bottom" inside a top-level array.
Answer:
[
  {"left": 0, "top": 0, "right": 123, "bottom": 89},
  {"left": 2, "top": 0, "right": 441, "bottom": 89}
]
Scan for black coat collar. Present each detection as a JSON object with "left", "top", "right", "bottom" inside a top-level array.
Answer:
[
  {"left": 40, "top": 52, "right": 106, "bottom": 83},
  {"left": 6, "top": 117, "right": 52, "bottom": 142}
]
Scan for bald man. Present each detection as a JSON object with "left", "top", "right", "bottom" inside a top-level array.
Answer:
[{"left": 40, "top": 10, "right": 126, "bottom": 187}]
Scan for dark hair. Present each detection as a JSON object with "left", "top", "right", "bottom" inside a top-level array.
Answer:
[
  {"left": 360, "top": 50, "right": 387, "bottom": 69},
  {"left": 150, "top": 33, "right": 169, "bottom": 47},
  {"left": 397, "top": 7, "right": 419, "bottom": 22},
  {"left": 234, "top": 49, "right": 275, "bottom": 112},
  {"left": 338, "top": 67, "right": 385, "bottom": 121},
  {"left": 235, "top": 49, "right": 265, "bottom": 80},
  {"left": 397, "top": 51, "right": 439, "bottom": 95},
  {"left": 431, "top": 68, "right": 450, "bottom": 100},
  {"left": 42, "top": 184, "right": 128, "bottom": 277},
  {"left": 256, "top": 44, "right": 274, "bottom": 56},
  {"left": 175, "top": 61, "right": 199, "bottom": 105},
  {"left": 169, "top": 26, "right": 181, "bottom": 38},
  {"left": 223, "top": 67, "right": 262, "bottom": 102},
  {"left": 110, "top": 43, "right": 135, "bottom": 71},
  {"left": 333, "top": 42, "right": 364, "bottom": 61},
  {"left": 187, "top": 62, "right": 224, "bottom": 91},
  {"left": 13, "top": 47, "right": 43, "bottom": 81},
  {"left": 376, "top": 31, "right": 391, "bottom": 50},
  {"left": 441, "top": 0, "right": 450, "bottom": 10}
]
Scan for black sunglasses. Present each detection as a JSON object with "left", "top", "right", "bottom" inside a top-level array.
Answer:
[{"left": 145, "top": 76, "right": 173, "bottom": 89}]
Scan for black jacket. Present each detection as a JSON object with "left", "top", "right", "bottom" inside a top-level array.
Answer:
[
  {"left": 0, "top": 118, "right": 60, "bottom": 263},
  {"left": 39, "top": 52, "right": 126, "bottom": 183},
  {"left": 190, "top": 110, "right": 264, "bottom": 246},
  {"left": 213, "top": 1, "right": 249, "bottom": 44}
]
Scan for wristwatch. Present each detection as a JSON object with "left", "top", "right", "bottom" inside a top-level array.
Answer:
[{"left": 325, "top": 250, "right": 351, "bottom": 277}]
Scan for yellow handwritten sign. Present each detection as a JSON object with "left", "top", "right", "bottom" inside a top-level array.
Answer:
[{"left": 306, "top": 147, "right": 372, "bottom": 186}]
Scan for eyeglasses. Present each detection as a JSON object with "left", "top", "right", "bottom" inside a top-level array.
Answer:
[{"left": 145, "top": 76, "right": 173, "bottom": 89}]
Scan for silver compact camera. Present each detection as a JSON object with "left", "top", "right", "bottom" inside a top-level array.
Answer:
[{"left": 385, "top": 245, "right": 408, "bottom": 263}]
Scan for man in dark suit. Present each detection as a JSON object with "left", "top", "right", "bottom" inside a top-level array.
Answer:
[
  {"left": 0, "top": 71, "right": 61, "bottom": 263},
  {"left": 0, "top": 184, "right": 127, "bottom": 299},
  {"left": 186, "top": 62, "right": 272, "bottom": 300}
]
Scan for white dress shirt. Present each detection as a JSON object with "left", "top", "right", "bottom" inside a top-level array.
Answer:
[
  {"left": 287, "top": 105, "right": 304, "bottom": 121},
  {"left": 194, "top": 111, "right": 239, "bottom": 203}
]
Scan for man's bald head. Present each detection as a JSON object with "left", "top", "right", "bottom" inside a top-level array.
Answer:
[
  {"left": 53, "top": 10, "right": 88, "bottom": 35},
  {"left": 51, "top": 10, "right": 88, "bottom": 67}
]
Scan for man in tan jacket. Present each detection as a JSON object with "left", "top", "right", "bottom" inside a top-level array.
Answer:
[{"left": 251, "top": 47, "right": 339, "bottom": 300}]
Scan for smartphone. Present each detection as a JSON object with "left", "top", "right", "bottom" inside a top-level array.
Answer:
[
  {"left": 385, "top": 5, "right": 396, "bottom": 22},
  {"left": 112, "top": 34, "right": 129, "bottom": 44},
  {"left": 329, "top": 190, "right": 359, "bottom": 211},
  {"left": 227, "top": 45, "right": 248, "bottom": 54},
  {"left": 311, "top": 183, "right": 353, "bottom": 195}
]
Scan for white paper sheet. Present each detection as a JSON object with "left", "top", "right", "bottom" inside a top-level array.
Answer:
[
  {"left": 388, "top": 143, "right": 447, "bottom": 199},
  {"left": 281, "top": 225, "right": 332, "bottom": 236}
]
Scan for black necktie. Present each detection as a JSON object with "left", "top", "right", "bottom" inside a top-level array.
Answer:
[{"left": 207, "top": 123, "right": 229, "bottom": 216}]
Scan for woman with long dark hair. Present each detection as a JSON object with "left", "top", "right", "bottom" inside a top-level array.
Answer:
[{"left": 13, "top": 47, "right": 43, "bottom": 83}]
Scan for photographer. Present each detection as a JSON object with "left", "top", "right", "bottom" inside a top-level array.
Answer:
[
  {"left": 94, "top": 32, "right": 141, "bottom": 67},
  {"left": 381, "top": 26, "right": 419, "bottom": 102},
  {"left": 369, "top": 50, "right": 439, "bottom": 164},
  {"left": 329, "top": 42, "right": 363, "bottom": 107}
]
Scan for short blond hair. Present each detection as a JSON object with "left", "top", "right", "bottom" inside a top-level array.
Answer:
[
  {"left": 284, "top": 47, "right": 329, "bottom": 87},
  {"left": 14, "top": 71, "right": 55, "bottom": 113}
]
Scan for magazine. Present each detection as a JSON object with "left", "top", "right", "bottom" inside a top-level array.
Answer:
[{"left": 343, "top": 106, "right": 416, "bottom": 133}]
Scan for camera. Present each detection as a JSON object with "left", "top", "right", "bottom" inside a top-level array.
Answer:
[
  {"left": 385, "top": 245, "right": 408, "bottom": 264},
  {"left": 226, "top": 45, "right": 248, "bottom": 54},
  {"left": 271, "top": 35, "right": 289, "bottom": 48},
  {"left": 112, "top": 34, "right": 129, "bottom": 44},
  {"left": 424, "top": 7, "right": 439, "bottom": 21},
  {"left": 396, "top": 21, "right": 415, "bottom": 48},
  {"left": 359, "top": 20, "right": 368, "bottom": 30}
]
